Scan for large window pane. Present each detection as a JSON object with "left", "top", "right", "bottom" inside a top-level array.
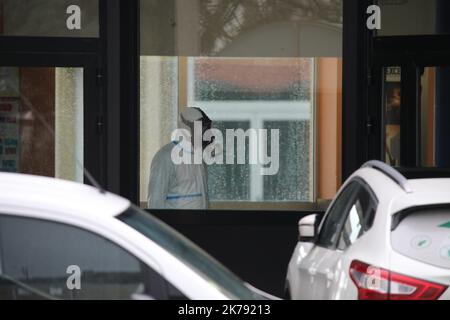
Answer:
[
  {"left": 140, "top": 0, "right": 343, "bottom": 210},
  {"left": 189, "top": 57, "right": 313, "bottom": 204},
  {"left": 0, "top": 67, "right": 84, "bottom": 182}
]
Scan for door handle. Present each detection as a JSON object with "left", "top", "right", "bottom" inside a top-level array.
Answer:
[
  {"left": 326, "top": 271, "right": 334, "bottom": 281},
  {"left": 308, "top": 267, "right": 317, "bottom": 276}
]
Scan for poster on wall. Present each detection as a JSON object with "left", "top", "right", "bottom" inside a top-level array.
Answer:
[{"left": 0, "top": 99, "right": 20, "bottom": 172}]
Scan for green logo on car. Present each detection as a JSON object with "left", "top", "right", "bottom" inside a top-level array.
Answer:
[{"left": 439, "top": 221, "right": 450, "bottom": 229}]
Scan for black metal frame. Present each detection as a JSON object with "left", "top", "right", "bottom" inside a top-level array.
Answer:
[
  {"left": 100, "top": 0, "right": 140, "bottom": 200},
  {"left": 342, "top": 0, "right": 373, "bottom": 180},
  {"left": 119, "top": 0, "right": 140, "bottom": 203},
  {"left": 369, "top": 35, "right": 450, "bottom": 168}
]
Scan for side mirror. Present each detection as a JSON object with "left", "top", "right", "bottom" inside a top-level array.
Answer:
[{"left": 298, "top": 214, "right": 318, "bottom": 243}]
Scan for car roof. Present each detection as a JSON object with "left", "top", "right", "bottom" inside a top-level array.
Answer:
[
  {"left": 359, "top": 167, "right": 450, "bottom": 195},
  {"left": 408, "top": 178, "right": 450, "bottom": 193},
  {"left": 0, "top": 173, "right": 130, "bottom": 218},
  {"left": 354, "top": 166, "right": 450, "bottom": 214}
]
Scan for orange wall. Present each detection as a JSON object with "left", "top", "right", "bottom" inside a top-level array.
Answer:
[{"left": 317, "top": 58, "right": 342, "bottom": 200}]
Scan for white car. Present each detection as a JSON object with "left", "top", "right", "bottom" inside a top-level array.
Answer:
[
  {"left": 286, "top": 161, "right": 450, "bottom": 300},
  {"left": 0, "top": 173, "right": 271, "bottom": 300}
]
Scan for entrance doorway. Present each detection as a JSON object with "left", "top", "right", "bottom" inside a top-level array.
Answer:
[{"left": 368, "top": 35, "right": 450, "bottom": 171}]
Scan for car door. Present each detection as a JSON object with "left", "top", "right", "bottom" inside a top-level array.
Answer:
[
  {"left": 295, "top": 181, "right": 360, "bottom": 300},
  {"left": 0, "top": 214, "right": 187, "bottom": 300},
  {"left": 313, "top": 180, "right": 377, "bottom": 300}
]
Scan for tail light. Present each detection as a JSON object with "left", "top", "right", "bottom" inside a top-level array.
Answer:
[{"left": 349, "top": 260, "right": 447, "bottom": 300}]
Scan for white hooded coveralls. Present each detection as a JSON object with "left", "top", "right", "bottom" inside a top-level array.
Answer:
[{"left": 147, "top": 107, "right": 210, "bottom": 210}]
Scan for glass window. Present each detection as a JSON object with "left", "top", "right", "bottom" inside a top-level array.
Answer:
[
  {"left": 208, "top": 120, "right": 251, "bottom": 201},
  {"left": 337, "top": 186, "right": 377, "bottom": 251},
  {"left": 391, "top": 206, "right": 450, "bottom": 269},
  {"left": 316, "top": 181, "right": 359, "bottom": 248},
  {"left": 140, "top": 0, "right": 342, "bottom": 57},
  {"left": 382, "top": 65, "right": 450, "bottom": 169},
  {"left": 189, "top": 57, "right": 314, "bottom": 204},
  {"left": 0, "top": 67, "right": 84, "bottom": 182},
  {"left": 140, "top": 0, "right": 343, "bottom": 210},
  {"left": 0, "top": 215, "right": 185, "bottom": 300},
  {"left": 0, "top": 0, "right": 99, "bottom": 37},
  {"left": 376, "top": 0, "right": 449, "bottom": 37},
  {"left": 263, "top": 120, "right": 311, "bottom": 201}
]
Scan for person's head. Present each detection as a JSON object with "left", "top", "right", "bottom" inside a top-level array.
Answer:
[{"left": 179, "top": 107, "right": 213, "bottom": 149}]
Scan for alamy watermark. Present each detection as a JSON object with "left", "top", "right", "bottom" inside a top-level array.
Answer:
[
  {"left": 367, "top": 5, "right": 381, "bottom": 30},
  {"left": 66, "top": 265, "right": 81, "bottom": 290},
  {"left": 66, "top": 5, "right": 81, "bottom": 31},
  {"left": 171, "top": 121, "right": 280, "bottom": 176}
]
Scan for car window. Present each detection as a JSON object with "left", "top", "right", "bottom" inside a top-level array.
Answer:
[
  {"left": 118, "top": 205, "right": 261, "bottom": 300},
  {"left": 316, "top": 181, "right": 360, "bottom": 249},
  {"left": 391, "top": 206, "right": 450, "bottom": 270},
  {"left": 0, "top": 215, "right": 187, "bottom": 300},
  {"left": 337, "top": 185, "right": 377, "bottom": 251}
]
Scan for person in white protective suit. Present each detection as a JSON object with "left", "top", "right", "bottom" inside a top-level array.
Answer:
[{"left": 147, "top": 107, "right": 214, "bottom": 209}]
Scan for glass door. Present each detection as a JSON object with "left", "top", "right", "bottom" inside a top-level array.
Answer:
[
  {"left": 370, "top": 52, "right": 450, "bottom": 170},
  {"left": 0, "top": 58, "right": 103, "bottom": 185},
  {"left": 369, "top": 57, "right": 418, "bottom": 167}
]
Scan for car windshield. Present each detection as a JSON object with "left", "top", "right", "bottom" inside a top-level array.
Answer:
[{"left": 118, "top": 205, "right": 260, "bottom": 300}]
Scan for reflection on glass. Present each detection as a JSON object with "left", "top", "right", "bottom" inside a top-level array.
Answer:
[
  {"left": 207, "top": 121, "right": 251, "bottom": 201},
  {"left": 0, "top": 0, "right": 99, "bottom": 37},
  {"left": 263, "top": 121, "right": 310, "bottom": 201},
  {"left": 383, "top": 66, "right": 401, "bottom": 167},
  {"left": 188, "top": 57, "right": 313, "bottom": 203},
  {"left": 139, "top": 55, "right": 343, "bottom": 208},
  {"left": 376, "top": 0, "right": 450, "bottom": 37},
  {"left": 139, "top": 0, "right": 343, "bottom": 209},
  {"left": 140, "top": 0, "right": 342, "bottom": 57},
  {"left": 0, "top": 67, "right": 84, "bottom": 182}
]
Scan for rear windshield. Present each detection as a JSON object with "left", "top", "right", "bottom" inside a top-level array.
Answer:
[{"left": 391, "top": 207, "right": 450, "bottom": 269}]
